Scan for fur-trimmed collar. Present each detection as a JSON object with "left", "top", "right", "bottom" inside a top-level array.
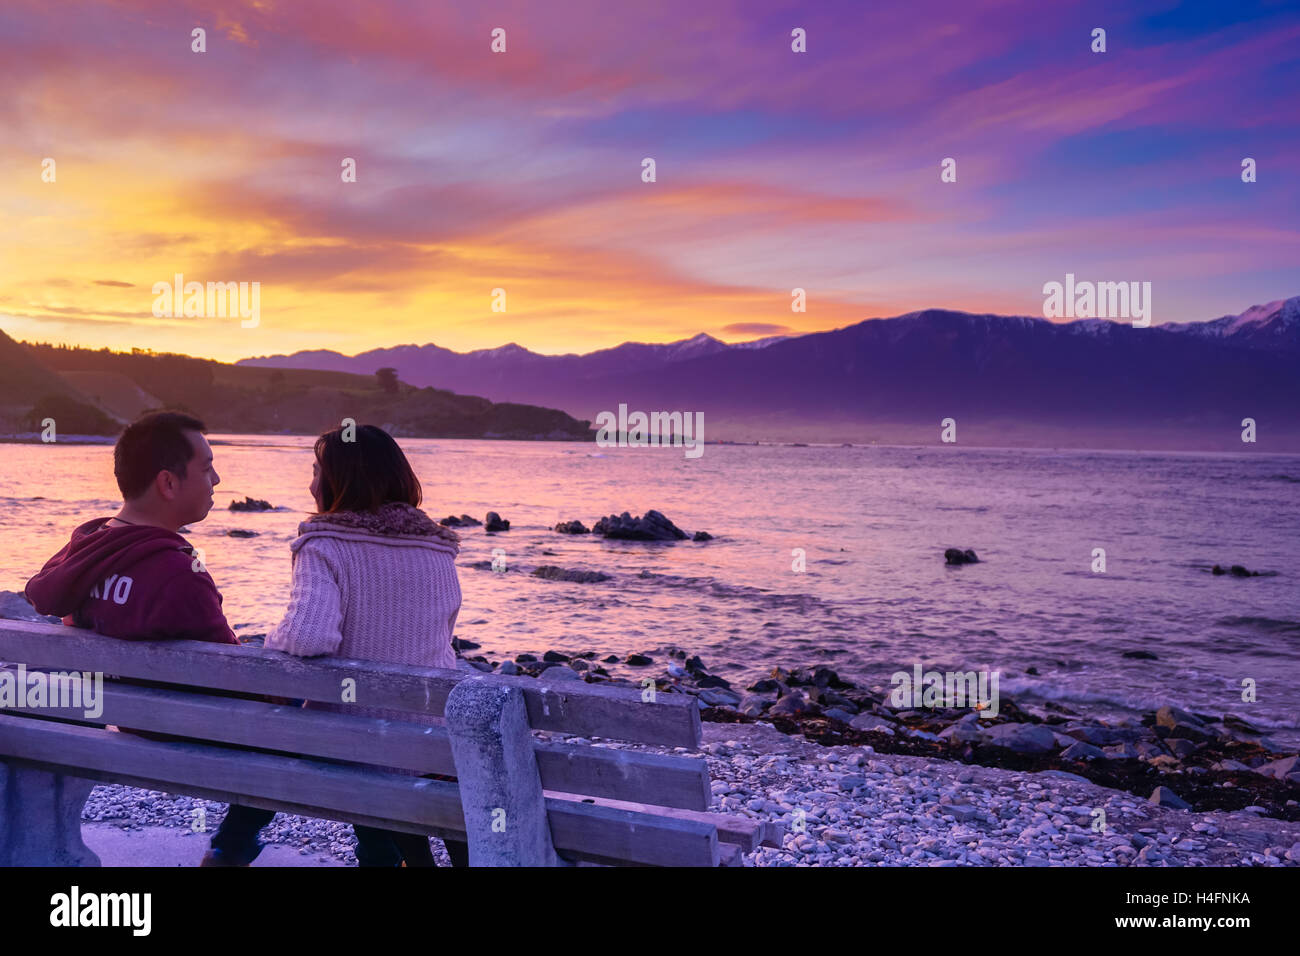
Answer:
[{"left": 296, "top": 503, "right": 461, "bottom": 550}]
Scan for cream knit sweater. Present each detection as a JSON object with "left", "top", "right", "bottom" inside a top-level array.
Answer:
[{"left": 265, "top": 503, "right": 462, "bottom": 724}]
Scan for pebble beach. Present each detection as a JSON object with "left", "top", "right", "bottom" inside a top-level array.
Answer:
[{"left": 80, "top": 719, "right": 1300, "bottom": 867}]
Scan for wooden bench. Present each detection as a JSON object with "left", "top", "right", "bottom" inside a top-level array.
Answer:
[{"left": 0, "top": 621, "right": 781, "bottom": 866}]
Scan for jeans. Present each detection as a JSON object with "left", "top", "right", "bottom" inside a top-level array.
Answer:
[{"left": 210, "top": 804, "right": 469, "bottom": 866}]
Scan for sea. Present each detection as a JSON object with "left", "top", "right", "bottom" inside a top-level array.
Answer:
[{"left": 2, "top": 436, "right": 1297, "bottom": 748}]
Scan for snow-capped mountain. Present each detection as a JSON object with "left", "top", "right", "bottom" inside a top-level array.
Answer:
[{"left": 1160, "top": 297, "right": 1300, "bottom": 351}]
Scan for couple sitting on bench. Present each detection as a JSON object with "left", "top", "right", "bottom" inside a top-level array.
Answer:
[{"left": 23, "top": 410, "right": 469, "bottom": 867}]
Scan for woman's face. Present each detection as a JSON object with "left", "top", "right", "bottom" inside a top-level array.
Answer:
[{"left": 310, "top": 456, "right": 323, "bottom": 510}]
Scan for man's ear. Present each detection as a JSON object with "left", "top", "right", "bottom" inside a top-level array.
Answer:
[{"left": 155, "top": 469, "right": 179, "bottom": 501}]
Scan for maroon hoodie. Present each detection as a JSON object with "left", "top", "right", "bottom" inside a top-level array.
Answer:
[{"left": 25, "top": 518, "right": 238, "bottom": 645}]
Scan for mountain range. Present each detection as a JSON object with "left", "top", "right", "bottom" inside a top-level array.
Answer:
[{"left": 238, "top": 297, "right": 1300, "bottom": 449}]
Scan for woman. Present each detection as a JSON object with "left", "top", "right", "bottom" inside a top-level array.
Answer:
[{"left": 205, "top": 424, "right": 469, "bottom": 867}]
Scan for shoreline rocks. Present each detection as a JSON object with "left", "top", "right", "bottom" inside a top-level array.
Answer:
[
  {"left": 449, "top": 642, "right": 1300, "bottom": 823},
  {"left": 484, "top": 512, "right": 510, "bottom": 532}
]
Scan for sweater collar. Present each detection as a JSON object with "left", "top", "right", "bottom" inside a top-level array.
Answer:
[{"left": 294, "top": 503, "right": 461, "bottom": 554}]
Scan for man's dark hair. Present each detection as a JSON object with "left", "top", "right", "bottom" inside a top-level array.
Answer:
[
  {"left": 114, "top": 411, "right": 208, "bottom": 500},
  {"left": 314, "top": 424, "right": 422, "bottom": 514}
]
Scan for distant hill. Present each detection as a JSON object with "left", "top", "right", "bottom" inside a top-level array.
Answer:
[
  {"left": 4, "top": 338, "right": 593, "bottom": 440},
  {"left": 58, "top": 371, "right": 164, "bottom": 422},
  {"left": 237, "top": 297, "right": 1300, "bottom": 450},
  {"left": 0, "top": 327, "right": 118, "bottom": 434},
  {"left": 0, "top": 328, "right": 91, "bottom": 414}
]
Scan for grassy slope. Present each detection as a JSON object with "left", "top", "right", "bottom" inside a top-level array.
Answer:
[
  {"left": 58, "top": 371, "right": 164, "bottom": 421},
  {"left": 18, "top": 340, "right": 593, "bottom": 439}
]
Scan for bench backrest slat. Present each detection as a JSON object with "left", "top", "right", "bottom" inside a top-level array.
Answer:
[
  {"left": 0, "top": 621, "right": 702, "bottom": 748},
  {"left": 0, "top": 667, "right": 711, "bottom": 811},
  {"left": 0, "top": 714, "right": 719, "bottom": 866}
]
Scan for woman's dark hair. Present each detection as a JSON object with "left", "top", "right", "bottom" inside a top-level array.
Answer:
[
  {"left": 313, "top": 424, "right": 422, "bottom": 514},
  {"left": 114, "top": 411, "right": 207, "bottom": 500}
]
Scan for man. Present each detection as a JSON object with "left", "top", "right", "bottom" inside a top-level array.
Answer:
[
  {"left": 25, "top": 410, "right": 251, "bottom": 867},
  {"left": 25, "top": 410, "right": 235, "bottom": 644}
]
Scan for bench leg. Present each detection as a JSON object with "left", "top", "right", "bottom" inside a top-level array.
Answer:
[
  {"left": 445, "top": 679, "right": 560, "bottom": 867},
  {"left": 0, "top": 762, "right": 101, "bottom": 866}
]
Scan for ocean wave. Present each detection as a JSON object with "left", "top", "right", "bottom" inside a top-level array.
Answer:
[{"left": 1214, "top": 616, "right": 1300, "bottom": 634}]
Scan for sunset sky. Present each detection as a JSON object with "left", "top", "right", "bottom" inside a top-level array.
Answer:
[{"left": 1, "top": 0, "right": 1297, "bottom": 363}]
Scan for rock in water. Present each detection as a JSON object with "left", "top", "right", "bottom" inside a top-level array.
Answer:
[
  {"left": 484, "top": 511, "right": 510, "bottom": 531},
  {"left": 226, "top": 529, "right": 259, "bottom": 538},
  {"left": 693, "top": 531, "right": 713, "bottom": 541},
  {"left": 531, "top": 566, "right": 610, "bottom": 583},
  {"left": 440, "top": 514, "right": 483, "bottom": 527},
  {"left": 1122, "top": 649, "right": 1158, "bottom": 659},
  {"left": 1213, "top": 563, "right": 1260, "bottom": 577},
  {"left": 592, "top": 510, "right": 688, "bottom": 541},
  {"left": 554, "top": 520, "right": 590, "bottom": 534},
  {"left": 944, "top": 548, "right": 979, "bottom": 565},
  {"left": 229, "top": 496, "right": 274, "bottom": 512}
]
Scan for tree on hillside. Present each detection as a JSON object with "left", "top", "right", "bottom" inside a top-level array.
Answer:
[{"left": 376, "top": 367, "right": 400, "bottom": 394}]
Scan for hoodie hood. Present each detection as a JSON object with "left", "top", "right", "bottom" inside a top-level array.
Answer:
[
  {"left": 294, "top": 503, "right": 461, "bottom": 556},
  {"left": 25, "top": 518, "right": 197, "bottom": 617}
]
